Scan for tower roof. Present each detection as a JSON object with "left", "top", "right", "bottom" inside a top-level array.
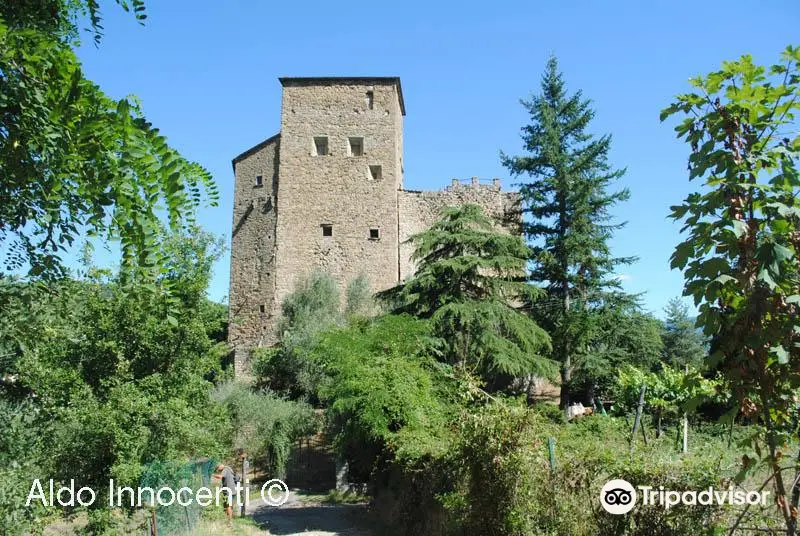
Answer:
[{"left": 278, "top": 77, "right": 405, "bottom": 116}]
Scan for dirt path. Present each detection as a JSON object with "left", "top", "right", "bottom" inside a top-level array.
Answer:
[{"left": 249, "top": 492, "right": 374, "bottom": 536}]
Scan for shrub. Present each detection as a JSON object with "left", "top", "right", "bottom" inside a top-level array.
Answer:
[
  {"left": 309, "top": 315, "right": 454, "bottom": 477},
  {"left": 450, "top": 404, "right": 732, "bottom": 536},
  {"left": 213, "top": 382, "right": 318, "bottom": 477}
]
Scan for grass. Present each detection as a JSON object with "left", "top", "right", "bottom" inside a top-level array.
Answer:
[{"left": 193, "top": 516, "right": 264, "bottom": 536}]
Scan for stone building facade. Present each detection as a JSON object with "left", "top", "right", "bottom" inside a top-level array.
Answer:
[{"left": 229, "top": 77, "right": 520, "bottom": 375}]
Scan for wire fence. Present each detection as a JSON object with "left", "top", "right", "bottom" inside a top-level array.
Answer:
[{"left": 138, "top": 458, "right": 218, "bottom": 536}]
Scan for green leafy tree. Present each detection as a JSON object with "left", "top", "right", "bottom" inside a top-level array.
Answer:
[
  {"left": 576, "top": 306, "right": 664, "bottom": 405},
  {"left": 615, "top": 364, "right": 723, "bottom": 439},
  {"left": 254, "top": 272, "right": 343, "bottom": 401},
  {"left": 661, "top": 297, "right": 707, "bottom": 369},
  {"left": 309, "top": 315, "right": 453, "bottom": 478},
  {"left": 378, "top": 204, "right": 554, "bottom": 388},
  {"left": 1, "top": 230, "right": 229, "bottom": 533},
  {"left": 0, "top": 0, "right": 217, "bottom": 281},
  {"left": 502, "top": 56, "right": 635, "bottom": 407},
  {"left": 662, "top": 46, "right": 800, "bottom": 533}
]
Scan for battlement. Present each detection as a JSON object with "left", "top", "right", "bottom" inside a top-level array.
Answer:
[{"left": 446, "top": 177, "right": 504, "bottom": 191}]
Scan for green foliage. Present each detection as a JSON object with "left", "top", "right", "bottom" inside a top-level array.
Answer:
[
  {"left": 575, "top": 306, "right": 665, "bottom": 400},
  {"left": 256, "top": 272, "right": 345, "bottom": 401},
  {"left": 0, "top": 1, "right": 217, "bottom": 282},
  {"left": 212, "top": 382, "right": 317, "bottom": 477},
  {"left": 0, "top": 400, "right": 53, "bottom": 535},
  {"left": 449, "top": 403, "right": 730, "bottom": 536},
  {"left": 0, "top": 231, "right": 229, "bottom": 533},
  {"left": 310, "top": 315, "right": 455, "bottom": 472},
  {"left": 502, "top": 55, "right": 637, "bottom": 407},
  {"left": 662, "top": 46, "right": 800, "bottom": 529},
  {"left": 345, "top": 273, "right": 377, "bottom": 318},
  {"left": 378, "top": 204, "right": 554, "bottom": 387},
  {"left": 278, "top": 271, "right": 343, "bottom": 351},
  {"left": 662, "top": 298, "right": 707, "bottom": 369},
  {"left": 614, "top": 364, "right": 724, "bottom": 417}
]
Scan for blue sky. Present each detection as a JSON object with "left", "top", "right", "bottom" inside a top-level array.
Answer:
[{"left": 75, "top": 0, "right": 799, "bottom": 317}]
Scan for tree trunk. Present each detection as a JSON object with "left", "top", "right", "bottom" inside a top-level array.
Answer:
[
  {"left": 629, "top": 385, "right": 647, "bottom": 459},
  {"left": 559, "top": 284, "right": 571, "bottom": 409},
  {"left": 559, "top": 353, "right": 571, "bottom": 409},
  {"left": 656, "top": 409, "right": 662, "bottom": 439}
]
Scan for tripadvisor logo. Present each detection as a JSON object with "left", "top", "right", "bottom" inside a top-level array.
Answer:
[
  {"left": 600, "top": 479, "right": 637, "bottom": 514},
  {"left": 599, "top": 478, "right": 770, "bottom": 514}
]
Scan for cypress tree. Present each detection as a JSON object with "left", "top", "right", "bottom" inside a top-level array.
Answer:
[{"left": 502, "top": 56, "right": 635, "bottom": 408}]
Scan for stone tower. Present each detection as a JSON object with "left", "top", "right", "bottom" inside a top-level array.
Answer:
[{"left": 229, "top": 77, "right": 519, "bottom": 376}]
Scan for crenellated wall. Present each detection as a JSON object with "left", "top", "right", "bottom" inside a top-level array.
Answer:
[{"left": 398, "top": 178, "right": 521, "bottom": 281}]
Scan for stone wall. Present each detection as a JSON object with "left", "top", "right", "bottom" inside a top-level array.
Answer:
[
  {"left": 398, "top": 178, "right": 521, "bottom": 281},
  {"left": 228, "top": 135, "right": 280, "bottom": 375},
  {"left": 271, "top": 79, "right": 405, "bottom": 325}
]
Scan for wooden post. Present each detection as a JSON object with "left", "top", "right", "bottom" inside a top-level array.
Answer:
[
  {"left": 641, "top": 416, "right": 649, "bottom": 446},
  {"left": 682, "top": 411, "right": 689, "bottom": 453},
  {"left": 151, "top": 509, "right": 158, "bottom": 536},
  {"left": 630, "top": 384, "right": 647, "bottom": 458},
  {"left": 241, "top": 456, "right": 249, "bottom": 516},
  {"left": 682, "top": 366, "right": 689, "bottom": 453}
]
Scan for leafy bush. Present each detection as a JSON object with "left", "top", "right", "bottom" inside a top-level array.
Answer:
[
  {"left": 345, "top": 274, "right": 377, "bottom": 318},
  {"left": 257, "top": 272, "right": 379, "bottom": 402},
  {"left": 309, "top": 315, "right": 455, "bottom": 477},
  {"left": 0, "top": 232, "right": 231, "bottom": 533},
  {"left": 0, "top": 400, "right": 53, "bottom": 535},
  {"left": 450, "top": 404, "right": 734, "bottom": 536},
  {"left": 213, "top": 382, "right": 318, "bottom": 477}
]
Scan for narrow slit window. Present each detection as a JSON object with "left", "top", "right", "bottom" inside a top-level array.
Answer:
[
  {"left": 366, "top": 91, "right": 374, "bottom": 110},
  {"left": 369, "top": 165, "right": 382, "bottom": 181},
  {"left": 255, "top": 174, "right": 263, "bottom": 186},
  {"left": 259, "top": 304, "right": 266, "bottom": 314},
  {"left": 349, "top": 137, "right": 364, "bottom": 156},
  {"left": 369, "top": 228, "right": 380, "bottom": 240},
  {"left": 321, "top": 224, "right": 333, "bottom": 237},
  {"left": 314, "top": 137, "right": 328, "bottom": 156}
]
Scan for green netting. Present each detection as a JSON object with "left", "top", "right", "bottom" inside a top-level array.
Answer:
[{"left": 138, "top": 458, "right": 218, "bottom": 535}]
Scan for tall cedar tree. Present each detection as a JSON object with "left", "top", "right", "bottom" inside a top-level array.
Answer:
[
  {"left": 378, "top": 204, "right": 554, "bottom": 388},
  {"left": 502, "top": 57, "right": 635, "bottom": 408}
]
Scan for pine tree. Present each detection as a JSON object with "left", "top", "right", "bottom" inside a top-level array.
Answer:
[
  {"left": 661, "top": 298, "right": 707, "bottom": 369},
  {"left": 502, "top": 56, "right": 635, "bottom": 408},
  {"left": 378, "top": 204, "right": 554, "bottom": 387}
]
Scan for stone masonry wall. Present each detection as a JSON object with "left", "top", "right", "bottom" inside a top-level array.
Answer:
[
  {"left": 228, "top": 135, "right": 280, "bottom": 374},
  {"left": 398, "top": 178, "right": 521, "bottom": 281},
  {"left": 271, "top": 80, "right": 404, "bottom": 328}
]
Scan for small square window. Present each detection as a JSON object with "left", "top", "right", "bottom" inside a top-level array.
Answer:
[
  {"left": 321, "top": 224, "right": 333, "bottom": 237},
  {"left": 369, "top": 228, "right": 380, "bottom": 240},
  {"left": 366, "top": 91, "right": 374, "bottom": 110},
  {"left": 369, "top": 165, "right": 382, "bottom": 181},
  {"left": 255, "top": 174, "right": 263, "bottom": 186},
  {"left": 349, "top": 137, "right": 364, "bottom": 157},
  {"left": 314, "top": 137, "right": 328, "bottom": 156}
]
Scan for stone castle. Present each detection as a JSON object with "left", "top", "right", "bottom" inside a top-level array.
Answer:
[{"left": 229, "top": 77, "right": 519, "bottom": 375}]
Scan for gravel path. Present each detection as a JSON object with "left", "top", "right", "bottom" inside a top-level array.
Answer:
[{"left": 249, "top": 492, "right": 374, "bottom": 536}]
